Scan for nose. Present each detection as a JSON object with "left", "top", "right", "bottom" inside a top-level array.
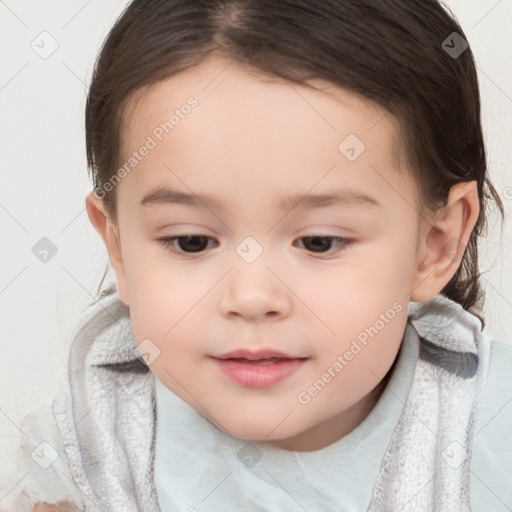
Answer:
[{"left": 218, "top": 262, "right": 292, "bottom": 322}]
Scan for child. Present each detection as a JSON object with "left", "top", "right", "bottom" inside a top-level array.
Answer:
[{"left": 2, "top": 0, "right": 511, "bottom": 510}]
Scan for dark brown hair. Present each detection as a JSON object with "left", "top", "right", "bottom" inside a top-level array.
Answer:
[{"left": 86, "top": 0, "right": 505, "bottom": 328}]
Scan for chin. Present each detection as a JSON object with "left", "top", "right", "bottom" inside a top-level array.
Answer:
[{"left": 211, "top": 413, "right": 303, "bottom": 443}]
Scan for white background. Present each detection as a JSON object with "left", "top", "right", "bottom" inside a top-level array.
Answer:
[{"left": 1, "top": 0, "right": 511, "bottom": 489}]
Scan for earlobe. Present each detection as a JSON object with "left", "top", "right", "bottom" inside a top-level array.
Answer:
[
  {"left": 85, "top": 192, "right": 130, "bottom": 305},
  {"left": 409, "top": 181, "right": 480, "bottom": 303}
]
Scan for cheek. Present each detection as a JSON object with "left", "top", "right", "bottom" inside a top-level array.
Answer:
[
  {"left": 310, "top": 308, "right": 407, "bottom": 417},
  {"left": 302, "top": 256, "right": 409, "bottom": 396},
  {"left": 125, "top": 260, "right": 214, "bottom": 357},
  {"left": 345, "top": 234, "right": 419, "bottom": 303},
  {"left": 129, "top": 285, "right": 202, "bottom": 346},
  {"left": 295, "top": 246, "right": 411, "bottom": 333}
]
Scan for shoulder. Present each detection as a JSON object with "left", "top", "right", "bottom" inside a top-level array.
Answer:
[
  {"left": 0, "top": 403, "right": 85, "bottom": 512},
  {"left": 470, "top": 337, "right": 512, "bottom": 511}
]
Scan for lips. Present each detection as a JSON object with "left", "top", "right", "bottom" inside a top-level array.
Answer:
[
  {"left": 214, "top": 349, "right": 301, "bottom": 360},
  {"left": 228, "top": 357, "right": 286, "bottom": 365},
  {"left": 211, "top": 348, "right": 308, "bottom": 388}
]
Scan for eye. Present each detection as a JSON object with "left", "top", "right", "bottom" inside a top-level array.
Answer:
[
  {"left": 156, "top": 234, "right": 356, "bottom": 257},
  {"left": 294, "top": 236, "right": 356, "bottom": 256},
  {"left": 157, "top": 235, "right": 217, "bottom": 255}
]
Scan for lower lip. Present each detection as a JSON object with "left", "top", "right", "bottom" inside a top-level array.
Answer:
[{"left": 212, "top": 357, "right": 307, "bottom": 388}]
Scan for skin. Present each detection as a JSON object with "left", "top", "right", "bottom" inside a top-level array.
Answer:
[
  {"left": 86, "top": 55, "right": 480, "bottom": 452},
  {"left": 33, "top": 501, "right": 79, "bottom": 511}
]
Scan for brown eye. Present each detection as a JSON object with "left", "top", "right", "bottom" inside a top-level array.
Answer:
[
  {"left": 158, "top": 235, "right": 216, "bottom": 254},
  {"left": 295, "top": 236, "right": 355, "bottom": 255}
]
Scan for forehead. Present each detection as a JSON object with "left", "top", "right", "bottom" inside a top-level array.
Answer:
[
  {"left": 123, "top": 56, "right": 390, "bottom": 141},
  {"left": 117, "top": 55, "right": 411, "bottom": 213}
]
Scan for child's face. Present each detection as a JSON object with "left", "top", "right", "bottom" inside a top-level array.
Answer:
[{"left": 100, "top": 55, "right": 433, "bottom": 451}]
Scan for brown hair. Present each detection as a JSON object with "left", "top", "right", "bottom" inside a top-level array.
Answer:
[{"left": 86, "top": 0, "right": 505, "bottom": 328}]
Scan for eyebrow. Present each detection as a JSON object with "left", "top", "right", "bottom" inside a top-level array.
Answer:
[{"left": 139, "top": 186, "right": 382, "bottom": 211}]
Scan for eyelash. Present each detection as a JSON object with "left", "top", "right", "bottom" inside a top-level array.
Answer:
[{"left": 156, "top": 235, "right": 356, "bottom": 258}]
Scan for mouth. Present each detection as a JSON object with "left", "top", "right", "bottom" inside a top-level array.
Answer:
[
  {"left": 225, "top": 357, "right": 290, "bottom": 365},
  {"left": 211, "top": 349, "right": 308, "bottom": 388},
  {"left": 214, "top": 348, "right": 303, "bottom": 360}
]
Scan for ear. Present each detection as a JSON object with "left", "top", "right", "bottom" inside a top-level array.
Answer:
[
  {"left": 85, "top": 192, "right": 130, "bottom": 306},
  {"left": 410, "top": 181, "right": 480, "bottom": 303}
]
